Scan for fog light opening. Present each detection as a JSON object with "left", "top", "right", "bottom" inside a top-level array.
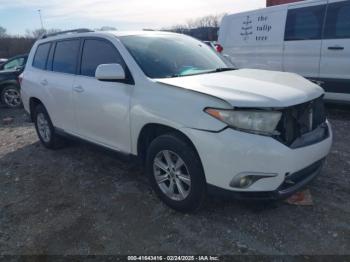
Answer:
[
  {"left": 239, "top": 176, "right": 254, "bottom": 188},
  {"left": 230, "top": 173, "right": 278, "bottom": 189}
]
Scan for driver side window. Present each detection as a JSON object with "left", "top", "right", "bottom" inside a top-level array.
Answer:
[{"left": 80, "top": 39, "right": 124, "bottom": 77}]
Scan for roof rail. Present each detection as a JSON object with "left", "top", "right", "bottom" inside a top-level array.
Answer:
[{"left": 40, "top": 28, "right": 93, "bottom": 39}]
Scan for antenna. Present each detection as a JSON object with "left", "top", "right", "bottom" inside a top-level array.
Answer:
[{"left": 38, "top": 9, "right": 44, "bottom": 30}]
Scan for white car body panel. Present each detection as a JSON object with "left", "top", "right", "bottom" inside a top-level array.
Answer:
[
  {"left": 21, "top": 30, "right": 332, "bottom": 194},
  {"left": 182, "top": 122, "right": 332, "bottom": 191},
  {"left": 156, "top": 69, "right": 324, "bottom": 108}
]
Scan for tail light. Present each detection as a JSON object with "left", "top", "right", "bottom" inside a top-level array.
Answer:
[{"left": 215, "top": 44, "right": 223, "bottom": 53}]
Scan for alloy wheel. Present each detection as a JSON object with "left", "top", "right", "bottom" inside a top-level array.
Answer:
[
  {"left": 3, "top": 88, "right": 21, "bottom": 107},
  {"left": 37, "top": 113, "right": 51, "bottom": 143},
  {"left": 153, "top": 150, "right": 191, "bottom": 201}
]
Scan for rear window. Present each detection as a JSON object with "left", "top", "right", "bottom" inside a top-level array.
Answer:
[
  {"left": 324, "top": 1, "right": 350, "bottom": 39},
  {"left": 285, "top": 5, "right": 326, "bottom": 41},
  {"left": 52, "top": 39, "right": 80, "bottom": 74},
  {"left": 33, "top": 43, "right": 51, "bottom": 69}
]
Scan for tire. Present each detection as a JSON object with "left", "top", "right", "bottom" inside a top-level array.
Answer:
[
  {"left": 1, "top": 85, "right": 22, "bottom": 108},
  {"left": 146, "top": 133, "right": 206, "bottom": 212},
  {"left": 33, "top": 104, "right": 65, "bottom": 149}
]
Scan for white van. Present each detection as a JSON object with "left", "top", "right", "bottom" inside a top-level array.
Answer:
[{"left": 218, "top": 0, "right": 350, "bottom": 102}]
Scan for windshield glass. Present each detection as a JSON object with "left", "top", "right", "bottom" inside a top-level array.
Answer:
[{"left": 120, "top": 34, "right": 228, "bottom": 79}]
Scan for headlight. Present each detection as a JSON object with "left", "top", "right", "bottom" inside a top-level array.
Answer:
[{"left": 205, "top": 108, "right": 282, "bottom": 135}]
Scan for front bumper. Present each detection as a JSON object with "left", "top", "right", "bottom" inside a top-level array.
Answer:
[
  {"left": 207, "top": 159, "right": 324, "bottom": 200},
  {"left": 181, "top": 121, "right": 332, "bottom": 194}
]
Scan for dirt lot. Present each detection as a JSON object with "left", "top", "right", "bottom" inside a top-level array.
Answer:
[{"left": 0, "top": 105, "right": 349, "bottom": 255}]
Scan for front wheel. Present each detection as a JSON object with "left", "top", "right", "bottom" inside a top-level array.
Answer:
[{"left": 146, "top": 134, "right": 206, "bottom": 212}]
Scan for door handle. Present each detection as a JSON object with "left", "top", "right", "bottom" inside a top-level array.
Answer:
[
  {"left": 328, "top": 46, "right": 344, "bottom": 50},
  {"left": 73, "top": 85, "right": 84, "bottom": 93},
  {"left": 40, "top": 79, "right": 48, "bottom": 86}
]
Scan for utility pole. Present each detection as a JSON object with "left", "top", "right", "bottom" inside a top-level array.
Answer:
[{"left": 38, "top": 9, "right": 44, "bottom": 29}]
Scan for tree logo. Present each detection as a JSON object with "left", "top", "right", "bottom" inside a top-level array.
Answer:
[{"left": 241, "top": 16, "right": 253, "bottom": 41}]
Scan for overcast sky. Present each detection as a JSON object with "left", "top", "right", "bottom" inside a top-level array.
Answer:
[{"left": 0, "top": 0, "right": 265, "bottom": 35}]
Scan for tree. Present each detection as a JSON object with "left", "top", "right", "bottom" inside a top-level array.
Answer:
[
  {"left": 187, "top": 14, "right": 226, "bottom": 29},
  {"left": 163, "top": 13, "right": 226, "bottom": 32},
  {"left": 162, "top": 13, "right": 227, "bottom": 41},
  {"left": 0, "top": 26, "right": 7, "bottom": 38},
  {"left": 25, "top": 28, "right": 61, "bottom": 39}
]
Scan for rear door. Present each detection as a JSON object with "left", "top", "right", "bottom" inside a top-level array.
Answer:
[
  {"left": 43, "top": 39, "right": 81, "bottom": 132},
  {"left": 283, "top": 1, "right": 327, "bottom": 78},
  {"left": 319, "top": 0, "right": 350, "bottom": 100}
]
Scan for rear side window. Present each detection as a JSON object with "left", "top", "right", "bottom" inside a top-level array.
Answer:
[
  {"left": 33, "top": 43, "right": 51, "bottom": 69},
  {"left": 46, "top": 42, "right": 55, "bottom": 71},
  {"left": 324, "top": 1, "right": 350, "bottom": 39},
  {"left": 285, "top": 5, "right": 326, "bottom": 41},
  {"left": 52, "top": 39, "right": 80, "bottom": 74},
  {"left": 80, "top": 39, "right": 124, "bottom": 77}
]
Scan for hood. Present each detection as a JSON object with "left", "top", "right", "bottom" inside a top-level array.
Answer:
[{"left": 156, "top": 69, "right": 324, "bottom": 108}]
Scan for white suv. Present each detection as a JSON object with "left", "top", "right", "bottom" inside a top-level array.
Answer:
[{"left": 21, "top": 29, "right": 332, "bottom": 212}]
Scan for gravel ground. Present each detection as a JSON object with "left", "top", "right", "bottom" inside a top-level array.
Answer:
[{"left": 0, "top": 104, "right": 349, "bottom": 255}]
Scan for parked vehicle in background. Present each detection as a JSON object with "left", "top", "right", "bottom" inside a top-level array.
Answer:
[
  {"left": 21, "top": 29, "right": 332, "bottom": 212},
  {"left": 0, "top": 58, "right": 8, "bottom": 66},
  {"left": 203, "top": 41, "right": 235, "bottom": 67},
  {"left": 218, "top": 0, "right": 350, "bottom": 103},
  {"left": 0, "top": 54, "right": 28, "bottom": 108},
  {"left": 0, "top": 54, "right": 27, "bottom": 71},
  {"left": 203, "top": 41, "right": 224, "bottom": 53}
]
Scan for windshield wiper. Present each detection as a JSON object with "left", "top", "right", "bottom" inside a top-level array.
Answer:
[
  {"left": 214, "top": 67, "right": 237, "bottom": 72},
  {"left": 167, "top": 67, "right": 236, "bottom": 78}
]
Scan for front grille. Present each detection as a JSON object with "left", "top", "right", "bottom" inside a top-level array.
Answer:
[{"left": 275, "top": 96, "right": 326, "bottom": 147}]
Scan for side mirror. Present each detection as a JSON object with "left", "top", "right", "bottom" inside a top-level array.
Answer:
[{"left": 95, "top": 64, "right": 125, "bottom": 81}]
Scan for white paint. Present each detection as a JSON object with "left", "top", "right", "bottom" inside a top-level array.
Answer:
[{"left": 21, "top": 30, "right": 332, "bottom": 194}]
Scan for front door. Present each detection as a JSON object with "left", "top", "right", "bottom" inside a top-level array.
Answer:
[
  {"left": 73, "top": 38, "right": 133, "bottom": 153},
  {"left": 283, "top": 1, "right": 327, "bottom": 78}
]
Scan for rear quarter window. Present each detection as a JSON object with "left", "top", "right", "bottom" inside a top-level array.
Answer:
[{"left": 32, "top": 43, "right": 51, "bottom": 69}]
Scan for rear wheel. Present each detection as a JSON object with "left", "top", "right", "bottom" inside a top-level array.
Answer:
[
  {"left": 34, "top": 104, "right": 66, "bottom": 149},
  {"left": 146, "top": 133, "right": 206, "bottom": 212},
  {"left": 1, "top": 85, "right": 22, "bottom": 108}
]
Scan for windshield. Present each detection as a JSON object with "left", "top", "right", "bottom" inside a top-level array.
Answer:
[{"left": 120, "top": 34, "right": 229, "bottom": 79}]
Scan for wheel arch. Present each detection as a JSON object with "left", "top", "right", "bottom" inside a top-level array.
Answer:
[
  {"left": 29, "top": 97, "right": 44, "bottom": 122},
  {"left": 136, "top": 123, "right": 200, "bottom": 164}
]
